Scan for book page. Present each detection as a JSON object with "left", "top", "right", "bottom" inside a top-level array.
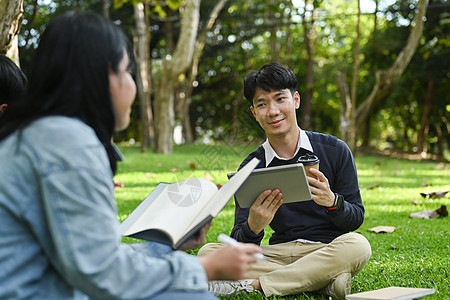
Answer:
[
  {"left": 120, "top": 183, "right": 168, "bottom": 235},
  {"left": 346, "top": 286, "right": 435, "bottom": 300},
  {"left": 121, "top": 178, "right": 218, "bottom": 244}
]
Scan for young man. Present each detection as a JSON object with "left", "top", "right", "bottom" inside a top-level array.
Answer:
[{"left": 199, "top": 63, "right": 371, "bottom": 300}]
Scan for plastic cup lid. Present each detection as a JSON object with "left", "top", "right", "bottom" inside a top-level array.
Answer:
[{"left": 297, "top": 153, "right": 320, "bottom": 165}]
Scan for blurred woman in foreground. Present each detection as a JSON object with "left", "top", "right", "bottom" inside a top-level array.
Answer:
[{"left": 0, "top": 10, "right": 260, "bottom": 300}]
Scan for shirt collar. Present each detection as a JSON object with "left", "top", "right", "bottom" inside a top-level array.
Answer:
[{"left": 262, "top": 127, "right": 313, "bottom": 167}]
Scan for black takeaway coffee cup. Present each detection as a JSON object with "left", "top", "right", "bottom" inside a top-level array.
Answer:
[{"left": 297, "top": 153, "right": 320, "bottom": 178}]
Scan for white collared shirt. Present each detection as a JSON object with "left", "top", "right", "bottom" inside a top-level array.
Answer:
[
  {"left": 262, "top": 127, "right": 320, "bottom": 244},
  {"left": 262, "top": 126, "right": 314, "bottom": 167}
]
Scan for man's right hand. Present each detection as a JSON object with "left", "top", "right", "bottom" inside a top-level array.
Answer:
[{"left": 247, "top": 189, "right": 283, "bottom": 234}]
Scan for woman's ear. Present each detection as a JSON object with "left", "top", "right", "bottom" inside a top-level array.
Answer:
[{"left": 0, "top": 104, "right": 8, "bottom": 116}]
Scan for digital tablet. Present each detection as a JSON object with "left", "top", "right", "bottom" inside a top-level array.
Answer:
[{"left": 227, "top": 163, "right": 312, "bottom": 208}]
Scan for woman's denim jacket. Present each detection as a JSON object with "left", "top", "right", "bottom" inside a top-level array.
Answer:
[{"left": 0, "top": 116, "right": 207, "bottom": 299}]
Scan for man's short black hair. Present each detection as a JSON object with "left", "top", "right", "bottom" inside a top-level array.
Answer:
[{"left": 243, "top": 63, "right": 298, "bottom": 106}]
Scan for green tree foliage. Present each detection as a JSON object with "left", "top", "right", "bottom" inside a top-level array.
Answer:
[
  {"left": 188, "top": 0, "right": 378, "bottom": 140},
  {"left": 16, "top": 0, "right": 449, "bottom": 158},
  {"left": 362, "top": 0, "right": 449, "bottom": 157},
  {"left": 19, "top": 0, "right": 135, "bottom": 75}
]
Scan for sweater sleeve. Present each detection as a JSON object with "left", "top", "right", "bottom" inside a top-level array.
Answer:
[
  {"left": 229, "top": 149, "right": 265, "bottom": 245},
  {"left": 325, "top": 139, "right": 365, "bottom": 231}
]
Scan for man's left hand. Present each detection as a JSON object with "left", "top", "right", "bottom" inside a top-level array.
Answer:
[{"left": 307, "top": 168, "right": 335, "bottom": 207}]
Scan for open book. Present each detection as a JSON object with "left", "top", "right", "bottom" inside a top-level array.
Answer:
[{"left": 120, "top": 157, "right": 259, "bottom": 249}]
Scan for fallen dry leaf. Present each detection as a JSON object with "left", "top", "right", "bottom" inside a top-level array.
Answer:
[
  {"left": 411, "top": 200, "right": 419, "bottom": 205},
  {"left": 114, "top": 180, "right": 124, "bottom": 189},
  {"left": 436, "top": 205, "right": 448, "bottom": 217},
  {"left": 410, "top": 205, "right": 448, "bottom": 219},
  {"left": 189, "top": 163, "right": 198, "bottom": 169},
  {"left": 420, "top": 191, "right": 448, "bottom": 199},
  {"left": 434, "top": 162, "right": 445, "bottom": 170},
  {"left": 369, "top": 226, "right": 396, "bottom": 233},
  {"left": 145, "top": 173, "right": 156, "bottom": 178},
  {"left": 366, "top": 184, "right": 380, "bottom": 190},
  {"left": 410, "top": 210, "right": 438, "bottom": 219},
  {"left": 170, "top": 168, "right": 179, "bottom": 173},
  {"left": 420, "top": 183, "right": 432, "bottom": 187}
]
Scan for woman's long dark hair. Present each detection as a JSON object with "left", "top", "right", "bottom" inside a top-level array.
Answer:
[
  {"left": 0, "top": 11, "right": 133, "bottom": 174},
  {"left": 0, "top": 54, "right": 28, "bottom": 106}
]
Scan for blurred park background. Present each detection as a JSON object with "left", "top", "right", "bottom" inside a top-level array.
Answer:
[{"left": 1, "top": 0, "right": 449, "bottom": 159}]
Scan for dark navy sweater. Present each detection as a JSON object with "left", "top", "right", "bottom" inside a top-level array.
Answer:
[{"left": 230, "top": 131, "right": 365, "bottom": 245}]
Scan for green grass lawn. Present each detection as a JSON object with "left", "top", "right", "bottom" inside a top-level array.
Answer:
[{"left": 115, "top": 143, "right": 449, "bottom": 299}]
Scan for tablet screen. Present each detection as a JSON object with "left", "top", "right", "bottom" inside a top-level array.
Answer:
[{"left": 227, "top": 163, "right": 312, "bottom": 208}]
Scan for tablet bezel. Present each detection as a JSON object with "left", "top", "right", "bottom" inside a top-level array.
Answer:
[{"left": 227, "top": 163, "right": 312, "bottom": 208}]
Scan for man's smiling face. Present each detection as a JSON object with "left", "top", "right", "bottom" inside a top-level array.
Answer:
[{"left": 250, "top": 87, "right": 300, "bottom": 139}]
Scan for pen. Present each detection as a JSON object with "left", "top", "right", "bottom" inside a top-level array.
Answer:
[{"left": 218, "top": 233, "right": 267, "bottom": 261}]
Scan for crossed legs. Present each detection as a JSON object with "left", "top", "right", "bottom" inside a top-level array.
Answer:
[{"left": 198, "top": 232, "right": 371, "bottom": 297}]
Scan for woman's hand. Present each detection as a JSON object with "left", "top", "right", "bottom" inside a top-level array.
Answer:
[
  {"left": 199, "top": 243, "right": 261, "bottom": 280},
  {"left": 178, "top": 221, "right": 212, "bottom": 251}
]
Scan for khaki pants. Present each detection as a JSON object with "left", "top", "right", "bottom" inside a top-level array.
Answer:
[{"left": 198, "top": 232, "right": 371, "bottom": 297}]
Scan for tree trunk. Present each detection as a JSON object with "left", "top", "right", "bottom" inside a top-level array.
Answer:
[
  {"left": 231, "top": 88, "right": 244, "bottom": 139},
  {"left": 284, "top": 1, "right": 294, "bottom": 65},
  {"left": 361, "top": 0, "right": 379, "bottom": 149},
  {"left": 435, "top": 123, "right": 444, "bottom": 158},
  {"left": 361, "top": 117, "right": 371, "bottom": 150},
  {"left": 231, "top": 54, "right": 251, "bottom": 140},
  {"left": 154, "top": 0, "right": 200, "bottom": 154},
  {"left": 102, "top": 0, "right": 110, "bottom": 19},
  {"left": 336, "top": 69, "right": 351, "bottom": 142},
  {"left": 417, "top": 73, "right": 435, "bottom": 154},
  {"left": 355, "top": 0, "right": 428, "bottom": 130},
  {"left": 300, "top": 0, "right": 316, "bottom": 130},
  {"left": 179, "top": 0, "right": 228, "bottom": 144},
  {"left": 437, "top": 115, "right": 449, "bottom": 158},
  {"left": 134, "top": 1, "right": 154, "bottom": 152},
  {"left": 347, "top": 0, "right": 361, "bottom": 152},
  {"left": 0, "top": 0, "right": 24, "bottom": 63},
  {"left": 180, "top": 88, "right": 193, "bottom": 143},
  {"left": 337, "top": 0, "right": 361, "bottom": 152},
  {"left": 267, "top": 0, "right": 280, "bottom": 63}
]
